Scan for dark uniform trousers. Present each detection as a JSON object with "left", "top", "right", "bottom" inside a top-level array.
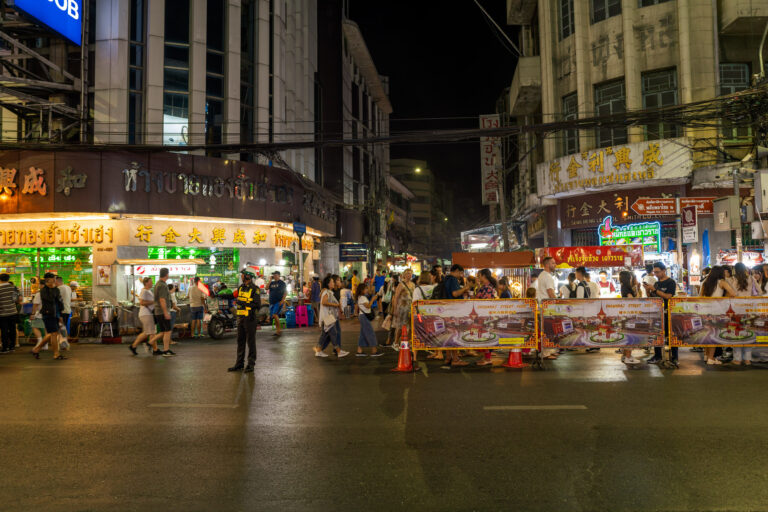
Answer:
[{"left": 236, "top": 318, "right": 258, "bottom": 367}]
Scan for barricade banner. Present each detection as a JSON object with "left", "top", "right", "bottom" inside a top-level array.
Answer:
[
  {"left": 411, "top": 299, "right": 538, "bottom": 350},
  {"left": 541, "top": 298, "right": 664, "bottom": 348},
  {"left": 669, "top": 297, "right": 768, "bottom": 347}
]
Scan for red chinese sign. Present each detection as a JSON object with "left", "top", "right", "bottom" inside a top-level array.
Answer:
[{"left": 537, "top": 245, "right": 644, "bottom": 268}]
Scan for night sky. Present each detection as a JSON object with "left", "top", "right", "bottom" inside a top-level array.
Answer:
[{"left": 349, "top": 1, "right": 519, "bottom": 231}]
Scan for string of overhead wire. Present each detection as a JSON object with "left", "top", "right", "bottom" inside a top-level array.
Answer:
[{"left": 0, "top": 83, "right": 765, "bottom": 152}]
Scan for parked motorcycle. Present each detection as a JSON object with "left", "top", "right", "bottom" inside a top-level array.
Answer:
[{"left": 208, "top": 293, "right": 238, "bottom": 339}]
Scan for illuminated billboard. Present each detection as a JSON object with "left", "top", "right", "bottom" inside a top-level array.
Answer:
[{"left": 14, "top": 0, "right": 82, "bottom": 46}]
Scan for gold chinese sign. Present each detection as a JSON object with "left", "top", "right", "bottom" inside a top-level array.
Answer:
[
  {"left": 129, "top": 221, "right": 301, "bottom": 250},
  {"left": 537, "top": 138, "right": 692, "bottom": 198},
  {"left": 0, "top": 223, "right": 114, "bottom": 247}
]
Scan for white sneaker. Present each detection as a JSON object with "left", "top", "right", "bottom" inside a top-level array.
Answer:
[
  {"left": 706, "top": 358, "right": 722, "bottom": 365},
  {"left": 624, "top": 357, "right": 641, "bottom": 364},
  {"left": 337, "top": 350, "right": 350, "bottom": 358},
  {"left": 314, "top": 351, "right": 329, "bottom": 358}
]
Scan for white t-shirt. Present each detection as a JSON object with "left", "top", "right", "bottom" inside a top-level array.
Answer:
[
  {"left": 32, "top": 292, "right": 42, "bottom": 319},
  {"left": 536, "top": 271, "right": 555, "bottom": 301},
  {"left": 58, "top": 284, "right": 72, "bottom": 314},
  {"left": 641, "top": 275, "right": 657, "bottom": 297},
  {"left": 587, "top": 281, "right": 600, "bottom": 299},
  {"left": 357, "top": 294, "right": 372, "bottom": 314},
  {"left": 412, "top": 284, "right": 435, "bottom": 302},
  {"left": 139, "top": 288, "right": 154, "bottom": 317},
  {"left": 319, "top": 289, "right": 339, "bottom": 331},
  {"left": 559, "top": 284, "right": 572, "bottom": 299}
]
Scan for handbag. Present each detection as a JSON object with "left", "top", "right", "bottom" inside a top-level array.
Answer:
[{"left": 380, "top": 314, "right": 393, "bottom": 330}]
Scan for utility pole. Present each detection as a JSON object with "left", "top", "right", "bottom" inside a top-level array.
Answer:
[
  {"left": 675, "top": 194, "right": 683, "bottom": 279},
  {"left": 499, "top": 183, "right": 509, "bottom": 252},
  {"left": 734, "top": 168, "right": 743, "bottom": 263}
]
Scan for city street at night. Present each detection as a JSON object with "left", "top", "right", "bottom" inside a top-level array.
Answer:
[{"left": 2, "top": 327, "right": 768, "bottom": 511}]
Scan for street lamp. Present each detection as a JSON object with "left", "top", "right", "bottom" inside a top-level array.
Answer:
[
  {"left": 415, "top": 167, "right": 421, "bottom": 174},
  {"left": 443, "top": 217, "right": 448, "bottom": 222}
]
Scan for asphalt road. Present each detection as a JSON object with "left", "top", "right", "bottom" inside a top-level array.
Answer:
[{"left": 2, "top": 321, "right": 768, "bottom": 512}]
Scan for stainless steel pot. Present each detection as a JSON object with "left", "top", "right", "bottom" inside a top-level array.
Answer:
[
  {"left": 79, "top": 307, "right": 94, "bottom": 323},
  {"left": 97, "top": 305, "right": 114, "bottom": 323}
]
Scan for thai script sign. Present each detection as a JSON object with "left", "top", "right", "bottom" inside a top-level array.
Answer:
[
  {"left": 536, "top": 245, "right": 643, "bottom": 268},
  {"left": 0, "top": 222, "right": 113, "bottom": 247},
  {"left": 598, "top": 216, "right": 661, "bottom": 254}
]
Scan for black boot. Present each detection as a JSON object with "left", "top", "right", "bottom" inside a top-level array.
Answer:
[{"left": 228, "top": 365, "right": 244, "bottom": 372}]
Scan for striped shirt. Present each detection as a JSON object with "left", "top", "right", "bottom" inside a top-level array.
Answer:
[{"left": 0, "top": 282, "right": 17, "bottom": 317}]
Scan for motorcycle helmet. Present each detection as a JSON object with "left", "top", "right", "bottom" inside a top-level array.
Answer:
[{"left": 241, "top": 268, "right": 256, "bottom": 280}]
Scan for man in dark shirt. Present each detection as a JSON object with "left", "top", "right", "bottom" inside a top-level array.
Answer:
[
  {"left": 444, "top": 264, "right": 470, "bottom": 300},
  {"left": 0, "top": 273, "right": 21, "bottom": 353},
  {"left": 310, "top": 276, "right": 321, "bottom": 325},
  {"left": 268, "top": 271, "right": 287, "bottom": 337},
  {"left": 153, "top": 268, "right": 175, "bottom": 357},
  {"left": 643, "top": 261, "right": 677, "bottom": 364}
]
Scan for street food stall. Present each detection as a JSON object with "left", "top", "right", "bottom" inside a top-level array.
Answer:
[{"left": 451, "top": 251, "right": 536, "bottom": 297}]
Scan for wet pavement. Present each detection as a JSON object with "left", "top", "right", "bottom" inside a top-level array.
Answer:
[{"left": 2, "top": 320, "right": 768, "bottom": 511}]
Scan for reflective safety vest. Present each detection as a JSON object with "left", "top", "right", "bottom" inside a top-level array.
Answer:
[{"left": 237, "top": 286, "right": 256, "bottom": 316}]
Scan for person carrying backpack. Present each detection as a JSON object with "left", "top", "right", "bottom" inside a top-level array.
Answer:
[
  {"left": 574, "top": 267, "right": 591, "bottom": 298},
  {"left": 560, "top": 273, "right": 576, "bottom": 298}
]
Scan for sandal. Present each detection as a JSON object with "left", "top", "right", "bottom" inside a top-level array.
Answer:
[
  {"left": 53, "top": 355, "right": 67, "bottom": 360},
  {"left": 31, "top": 351, "right": 39, "bottom": 360},
  {"left": 543, "top": 354, "right": 558, "bottom": 360},
  {"left": 451, "top": 360, "right": 469, "bottom": 367}
]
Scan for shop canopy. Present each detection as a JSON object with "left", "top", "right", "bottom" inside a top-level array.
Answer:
[
  {"left": 116, "top": 259, "right": 206, "bottom": 266},
  {"left": 535, "top": 246, "right": 644, "bottom": 269},
  {"left": 451, "top": 251, "right": 535, "bottom": 269}
]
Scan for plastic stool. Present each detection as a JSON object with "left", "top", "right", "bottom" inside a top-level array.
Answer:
[
  {"left": 272, "top": 318, "right": 287, "bottom": 330},
  {"left": 295, "top": 306, "right": 309, "bottom": 327}
]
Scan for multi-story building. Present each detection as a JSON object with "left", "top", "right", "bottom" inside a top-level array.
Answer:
[
  {"left": 317, "top": 0, "right": 392, "bottom": 274},
  {"left": 390, "top": 158, "right": 432, "bottom": 255},
  {"left": 0, "top": 1, "right": 338, "bottom": 309},
  {"left": 506, "top": 0, "right": 768, "bottom": 268},
  {"left": 386, "top": 175, "right": 414, "bottom": 255}
]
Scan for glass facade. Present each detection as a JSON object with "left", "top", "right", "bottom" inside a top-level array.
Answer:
[
  {"left": 163, "top": 0, "right": 190, "bottom": 145},
  {"left": 594, "top": 80, "right": 627, "bottom": 147},
  {"left": 240, "top": 0, "right": 256, "bottom": 160},
  {"left": 129, "top": 0, "right": 146, "bottom": 144},
  {"left": 562, "top": 92, "right": 579, "bottom": 156},
  {"left": 642, "top": 69, "right": 679, "bottom": 140},
  {"left": 147, "top": 246, "right": 239, "bottom": 286},
  {"left": 206, "top": 0, "right": 226, "bottom": 155},
  {"left": 559, "top": 0, "right": 574, "bottom": 40},
  {"left": 0, "top": 248, "right": 93, "bottom": 298},
  {"left": 591, "top": 0, "right": 621, "bottom": 23}
]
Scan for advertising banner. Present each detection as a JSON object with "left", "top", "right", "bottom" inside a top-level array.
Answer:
[
  {"left": 669, "top": 297, "right": 768, "bottom": 347},
  {"left": 540, "top": 298, "right": 664, "bottom": 348},
  {"left": 681, "top": 205, "right": 698, "bottom": 243},
  {"left": 536, "top": 245, "right": 643, "bottom": 268},
  {"left": 536, "top": 137, "right": 692, "bottom": 198},
  {"left": 412, "top": 299, "right": 538, "bottom": 350}
]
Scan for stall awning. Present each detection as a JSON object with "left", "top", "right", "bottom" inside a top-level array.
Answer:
[
  {"left": 116, "top": 259, "right": 206, "bottom": 265},
  {"left": 451, "top": 251, "right": 535, "bottom": 269}
]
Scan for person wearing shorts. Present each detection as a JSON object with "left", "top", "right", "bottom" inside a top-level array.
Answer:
[
  {"left": 31, "top": 273, "right": 66, "bottom": 360},
  {"left": 129, "top": 277, "right": 162, "bottom": 355},
  {"left": 267, "top": 271, "right": 287, "bottom": 337},
  {"left": 154, "top": 268, "right": 176, "bottom": 356},
  {"left": 188, "top": 276, "right": 207, "bottom": 337}
]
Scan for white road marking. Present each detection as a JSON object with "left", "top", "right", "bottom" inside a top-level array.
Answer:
[
  {"left": 148, "top": 403, "right": 238, "bottom": 409},
  {"left": 483, "top": 405, "right": 588, "bottom": 411}
]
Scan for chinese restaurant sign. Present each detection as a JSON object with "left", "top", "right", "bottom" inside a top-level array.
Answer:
[
  {"left": 536, "top": 138, "right": 692, "bottom": 198},
  {"left": 541, "top": 298, "right": 664, "bottom": 348},
  {"left": 536, "top": 245, "right": 643, "bottom": 268},
  {"left": 412, "top": 299, "right": 538, "bottom": 350},
  {"left": 669, "top": 297, "right": 768, "bottom": 347},
  {"left": 479, "top": 114, "right": 501, "bottom": 205},
  {"left": 598, "top": 216, "right": 661, "bottom": 254}
]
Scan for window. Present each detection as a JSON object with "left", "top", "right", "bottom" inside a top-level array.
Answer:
[
  {"left": 642, "top": 69, "right": 679, "bottom": 140},
  {"left": 206, "top": 0, "right": 225, "bottom": 154},
  {"left": 720, "top": 63, "right": 751, "bottom": 141},
  {"left": 639, "top": 0, "right": 672, "bottom": 6},
  {"left": 240, "top": 0, "right": 255, "bottom": 159},
  {"left": 562, "top": 93, "right": 579, "bottom": 156},
  {"left": 163, "top": 0, "right": 190, "bottom": 145},
  {"left": 129, "top": 0, "right": 146, "bottom": 144},
  {"left": 559, "top": 0, "right": 575, "bottom": 39},
  {"left": 591, "top": 0, "right": 621, "bottom": 23},
  {"left": 594, "top": 80, "right": 627, "bottom": 147}
]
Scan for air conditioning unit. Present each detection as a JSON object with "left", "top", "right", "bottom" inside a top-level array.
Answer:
[
  {"left": 713, "top": 196, "right": 740, "bottom": 231},
  {"left": 751, "top": 221, "right": 766, "bottom": 240}
]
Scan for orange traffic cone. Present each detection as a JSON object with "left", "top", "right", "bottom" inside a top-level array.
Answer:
[
  {"left": 391, "top": 326, "right": 413, "bottom": 372},
  {"left": 502, "top": 349, "right": 529, "bottom": 369}
]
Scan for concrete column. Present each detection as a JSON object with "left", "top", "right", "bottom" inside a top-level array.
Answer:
[
  {"left": 93, "top": 0, "right": 130, "bottom": 144},
  {"left": 677, "top": 0, "right": 693, "bottom": 106},
  {"left": 537, "top": 0, "right": 557, "bottom": 162},
  {"left": 225, "top": 0, "right": 242, "bottom": 159},
  {"left": 273, "top": 0, "right": 286, "bottom": 148},
  {"left": 573, "top": 0, "right": 594, "bottom": 152},
  {"left": 255, "top": 0, "right": 271, "bottom": 145},
  {"left": 622, "top": 0, "right": 643, "bottom": 143},
  {"left": 188, "top": 0, "right": 207, "bottom": 152},
  {"left": 145, "top": 0, "right": 165, "bottom": 145}
]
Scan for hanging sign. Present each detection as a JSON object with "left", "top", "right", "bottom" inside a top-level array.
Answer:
[
  {"left": 598, "top": 216, "right": 661, "bottom": 254},
  {"left": 537, "top": 245, "right": 644, "bottom": 268},
  {"left": 681, "top": 205, "right": 698, "bottom": 244},
  {"left": 479, "top": 114, "right": 501, "bottom": 205},
  {"left": 15, "top": 0, "right": 82, "bottom": 46}
]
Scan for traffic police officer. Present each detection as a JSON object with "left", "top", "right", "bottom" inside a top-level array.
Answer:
[{"left": 228, "top": 268, "right": 261, "bottom": 373}]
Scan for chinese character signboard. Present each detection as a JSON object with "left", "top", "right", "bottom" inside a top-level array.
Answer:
[
  {"left": 541, "top": 298, "right": 664, "bottom": 348},
  {"left": 412, "top": 299, "right": 538, "bottom": 350},
  {"left": 536, "top": 245, "right": 644, "bottom": 268},
  {"left": 537, "top": 138, "right": 692, "bottom": 198},
  {"left": 479, "top": 114, "right": 501, "bottom": 205},
  {"left": 669, "top": 297, "right": 768, "bottom": 347},
  {"left": 598, "top": 216, "right": 661, "bottom": 254}
]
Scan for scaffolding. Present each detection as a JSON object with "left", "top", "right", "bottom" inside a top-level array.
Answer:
[{"left": 0, "top": 2, "right": 87, "bottom": 143}]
